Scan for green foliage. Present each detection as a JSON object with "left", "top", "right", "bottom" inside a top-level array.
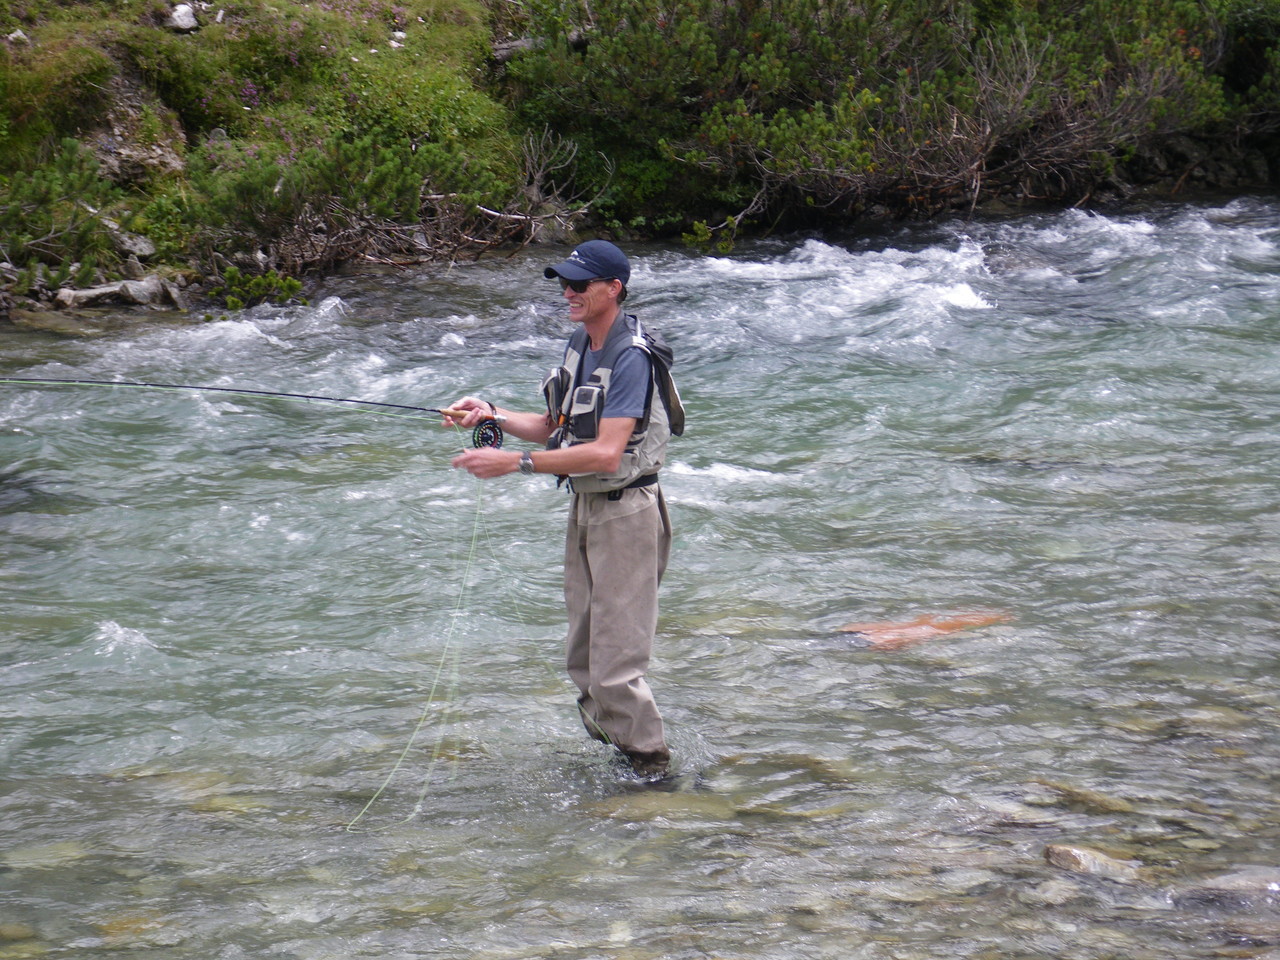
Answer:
[
  {"left": 189, "top": 128, "right": 504, "bottom": 240},
  {"left": 337, "top": 57, "right": 511, "bottom": 146},
  {"left": 181, "top": 123, "right": 515, "bottom": 276},
  {"left": 208, "top": 265, "right": 303, "bottom": 309},
  {"left": 113, "top": 11, "right": 330, "bottom": 136},
  {"left": 0, "top": 27, "right": 116, "bottom": 167},
  {"left": 3, "top": 0, "right": 1278, "bottom": 291},
  {"left": 503, "top": 0, "right": 1278, "bottom": 230},
  {"left": 133, "top": 185, "right": 199, "bottom": 261},
  {"left": 0, "top": 138, "right": 123, "bottom": 268}
]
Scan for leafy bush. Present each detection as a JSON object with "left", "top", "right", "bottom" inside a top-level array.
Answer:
[
  {"left": 208, "top": 265, "right": 303, "bottom": 309},
  {"left": 185, "top": 126, "right": 513, "bottom": 274},
  {"left": 501, "top": 0, "right": 1277, "bottom": 232},
  {"left": 0, "top": 137, "right": 125, "bottom": 269}
]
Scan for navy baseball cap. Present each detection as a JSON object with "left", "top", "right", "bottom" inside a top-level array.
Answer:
[{"left": 543, "top": 239, "right": 630, "bottom": 287}]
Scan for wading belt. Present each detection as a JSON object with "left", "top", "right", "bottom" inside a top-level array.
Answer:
[
  {"left": 606, "top": 473, "right": 659, "bottom": 500},
  {"left": 566, "top": 473, "right": 659, "bottom": 499}
]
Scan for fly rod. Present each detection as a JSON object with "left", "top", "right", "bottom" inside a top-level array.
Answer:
[{"left": 0, "top": 376, "right": 505, "bottom": 447}]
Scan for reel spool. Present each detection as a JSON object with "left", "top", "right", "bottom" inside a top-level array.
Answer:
[{"left": 471, "top": 418, "right": 504, "bottom": 448}]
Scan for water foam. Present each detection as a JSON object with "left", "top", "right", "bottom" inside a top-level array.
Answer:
[{"left": 92, "top": 620, "right": 157, "bottom": 659}]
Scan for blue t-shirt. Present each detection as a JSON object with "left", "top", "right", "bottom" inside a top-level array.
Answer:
[{"left": 581, "top": 345, "right": 651, "bottom": 420}]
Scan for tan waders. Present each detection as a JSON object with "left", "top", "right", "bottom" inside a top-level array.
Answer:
[{"left": 563, "top": 484, "right": 672, "bottom": 774}]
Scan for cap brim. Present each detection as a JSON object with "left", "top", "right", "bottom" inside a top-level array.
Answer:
[{"left": 544, "top": 262, "right": 596, "bottom": 281}]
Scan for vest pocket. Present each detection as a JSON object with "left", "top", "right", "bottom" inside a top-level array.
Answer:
[{"left": 568, "top": 384, "right": 603, "bottom": 440}]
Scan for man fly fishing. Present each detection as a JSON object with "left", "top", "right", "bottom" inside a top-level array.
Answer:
[{"left": 448, "top": 240, "right": 684, "bottom": 780}]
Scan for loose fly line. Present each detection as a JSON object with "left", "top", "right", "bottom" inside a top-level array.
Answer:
[
  {"left": 1, "top": 372, "right": 528, "bottom": 826},
  {"left": 345, "top": 478, "right": 488, "bottom": 831}
]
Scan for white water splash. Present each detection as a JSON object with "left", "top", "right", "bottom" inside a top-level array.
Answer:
[
  {"left": 92, "top": 621, "right": 157, "bottom": 659},
  {"left": 940, "top": 283, "right": 993, "bottom": 309}
]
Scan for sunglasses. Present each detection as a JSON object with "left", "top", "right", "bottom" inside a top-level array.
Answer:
[{"left": 558, "top": 276, "right": 615, "bottom": 294}]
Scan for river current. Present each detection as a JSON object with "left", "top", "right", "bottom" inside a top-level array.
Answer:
[{"left": 2, "top": 198, "right": 1279, "bottom": 959}]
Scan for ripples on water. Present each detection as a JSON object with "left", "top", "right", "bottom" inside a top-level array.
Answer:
[{"left": 2, "top": 199, "right": 1279, "bottom": 958}]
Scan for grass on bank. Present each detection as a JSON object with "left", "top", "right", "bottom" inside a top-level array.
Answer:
[{"left": 1, "top": 0, "right": 524, "bottom": 301}]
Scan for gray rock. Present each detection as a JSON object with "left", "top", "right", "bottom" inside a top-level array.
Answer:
[
  {"left": 166, "top": 4, "right": 199, "bottom": 31},
  {"left": 118, "top": 275, "right": 165, "bottom": 305},
  {"left": 120, "top": 256, "right": 146, "bottom": 280},
  {"left": 54, "top": 282, "right": 127, "bottom": 310},
  {"left": 1018, "top": 878, "right": 1084, "bottom": 906},
  {"left": 86, "top": 74, "right": 189, "bottom": 189},
  {"left": 110, "top": 226, "right": 157, "bottom": 260},
  {"left": 161, "top": 278, "right": 188, "bottom": 311},
  {"left": 52, "top": 275, "right": 177, "bottom": 310}
]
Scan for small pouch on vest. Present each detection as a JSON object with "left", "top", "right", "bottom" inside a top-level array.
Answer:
[
  {"left": 568, "top": 384, "right": 603, "bottom": 440},
  {"left": 542, "top": 367, "right": 570, "bottom": 418},
  {"left": 541, "top": 366, "right": 572, "bottom": 449}
]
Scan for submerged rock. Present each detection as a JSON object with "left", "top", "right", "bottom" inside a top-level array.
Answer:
[
  {"left": 1033, "top": 779, "right": 1136, "bottom": 814},
  {"left": 7, "top": 307, "right": 116, "bottom": 337},
  {"left": 1176, "top": 866, "right": 1280, "bottom": 909},
  {"left": 0, "top": 923, "right": 37, "bottom": 942},
  {"left": 2, "top": 840, "right": 91, "bottom": 869},
  {"left": 1044, "top": 843, "right": 1143, "bottom": 882},
  {"left": 1018, "top": 878, "right": 1085, "bottom": 906}
]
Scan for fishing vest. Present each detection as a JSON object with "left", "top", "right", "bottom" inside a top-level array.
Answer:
[{"left": 542, "top": 313, "right": 685, "bottom": 493}]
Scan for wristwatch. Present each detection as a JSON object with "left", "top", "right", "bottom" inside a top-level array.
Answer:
[{"left": 519, "top": 451, "right": 535, "bottom": 475}]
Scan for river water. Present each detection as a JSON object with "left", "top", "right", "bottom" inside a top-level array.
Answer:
[{"left": 2, "top": 198, "right": 1279, "bottom": 959}]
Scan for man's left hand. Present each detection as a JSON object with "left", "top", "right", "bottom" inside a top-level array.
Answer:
[{"left": 452, "top": 447, "right": 519, "bottom": 478}]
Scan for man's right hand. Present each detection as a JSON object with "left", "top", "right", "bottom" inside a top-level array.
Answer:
[{"left": 442, "top": 396, "right": 494, "bottom": 428}]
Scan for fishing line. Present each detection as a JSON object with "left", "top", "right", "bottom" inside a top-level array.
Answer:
[
  {"left": 345, "top": 478, "right": 488, "bottom": 831},
  {"left": 2, "top": 373, "right": 525, "bottom": 824},
  {"left": 0, "top": 376, "right": 505, "bottom": 447},
  {"left": 346, "top": 466, "right": 565, "bottom": 830},
  {"left": 348, "top": 481, "right": 564, "bottom": 829}
]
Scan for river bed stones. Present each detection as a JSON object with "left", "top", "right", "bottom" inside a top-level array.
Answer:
[
  {"left": 1044, "top": 843, "right": 1144, "bottom": 882},
  {"left": 1175, "top": 866, "right": 1280, "bottom": 909},
  {"left": 0, "top": 923, "right": 37, "bottom": 942}
]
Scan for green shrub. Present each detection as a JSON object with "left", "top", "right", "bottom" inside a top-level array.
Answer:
[
  {"left": 502, "top": 0, "right": 1263, "bottom": 230},
  {"left": 0, "top": 137, "right": 124, "bottom": 269},
  {"left": 339, "top": 57, "right": 510, "bottom": 145},
  {"left": 184, "top": 126, "right": 514, "bottom": 274},
  {"left": 208, "top": 265, "right": 303, "bottom": 309},
  {"left": 133, "top": 185, "right": 200, "bottom": 261}
]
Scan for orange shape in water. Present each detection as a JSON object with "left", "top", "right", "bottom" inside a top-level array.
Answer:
[{"left": 837, "top": 611, "right": 1012, "bottom": 649}]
